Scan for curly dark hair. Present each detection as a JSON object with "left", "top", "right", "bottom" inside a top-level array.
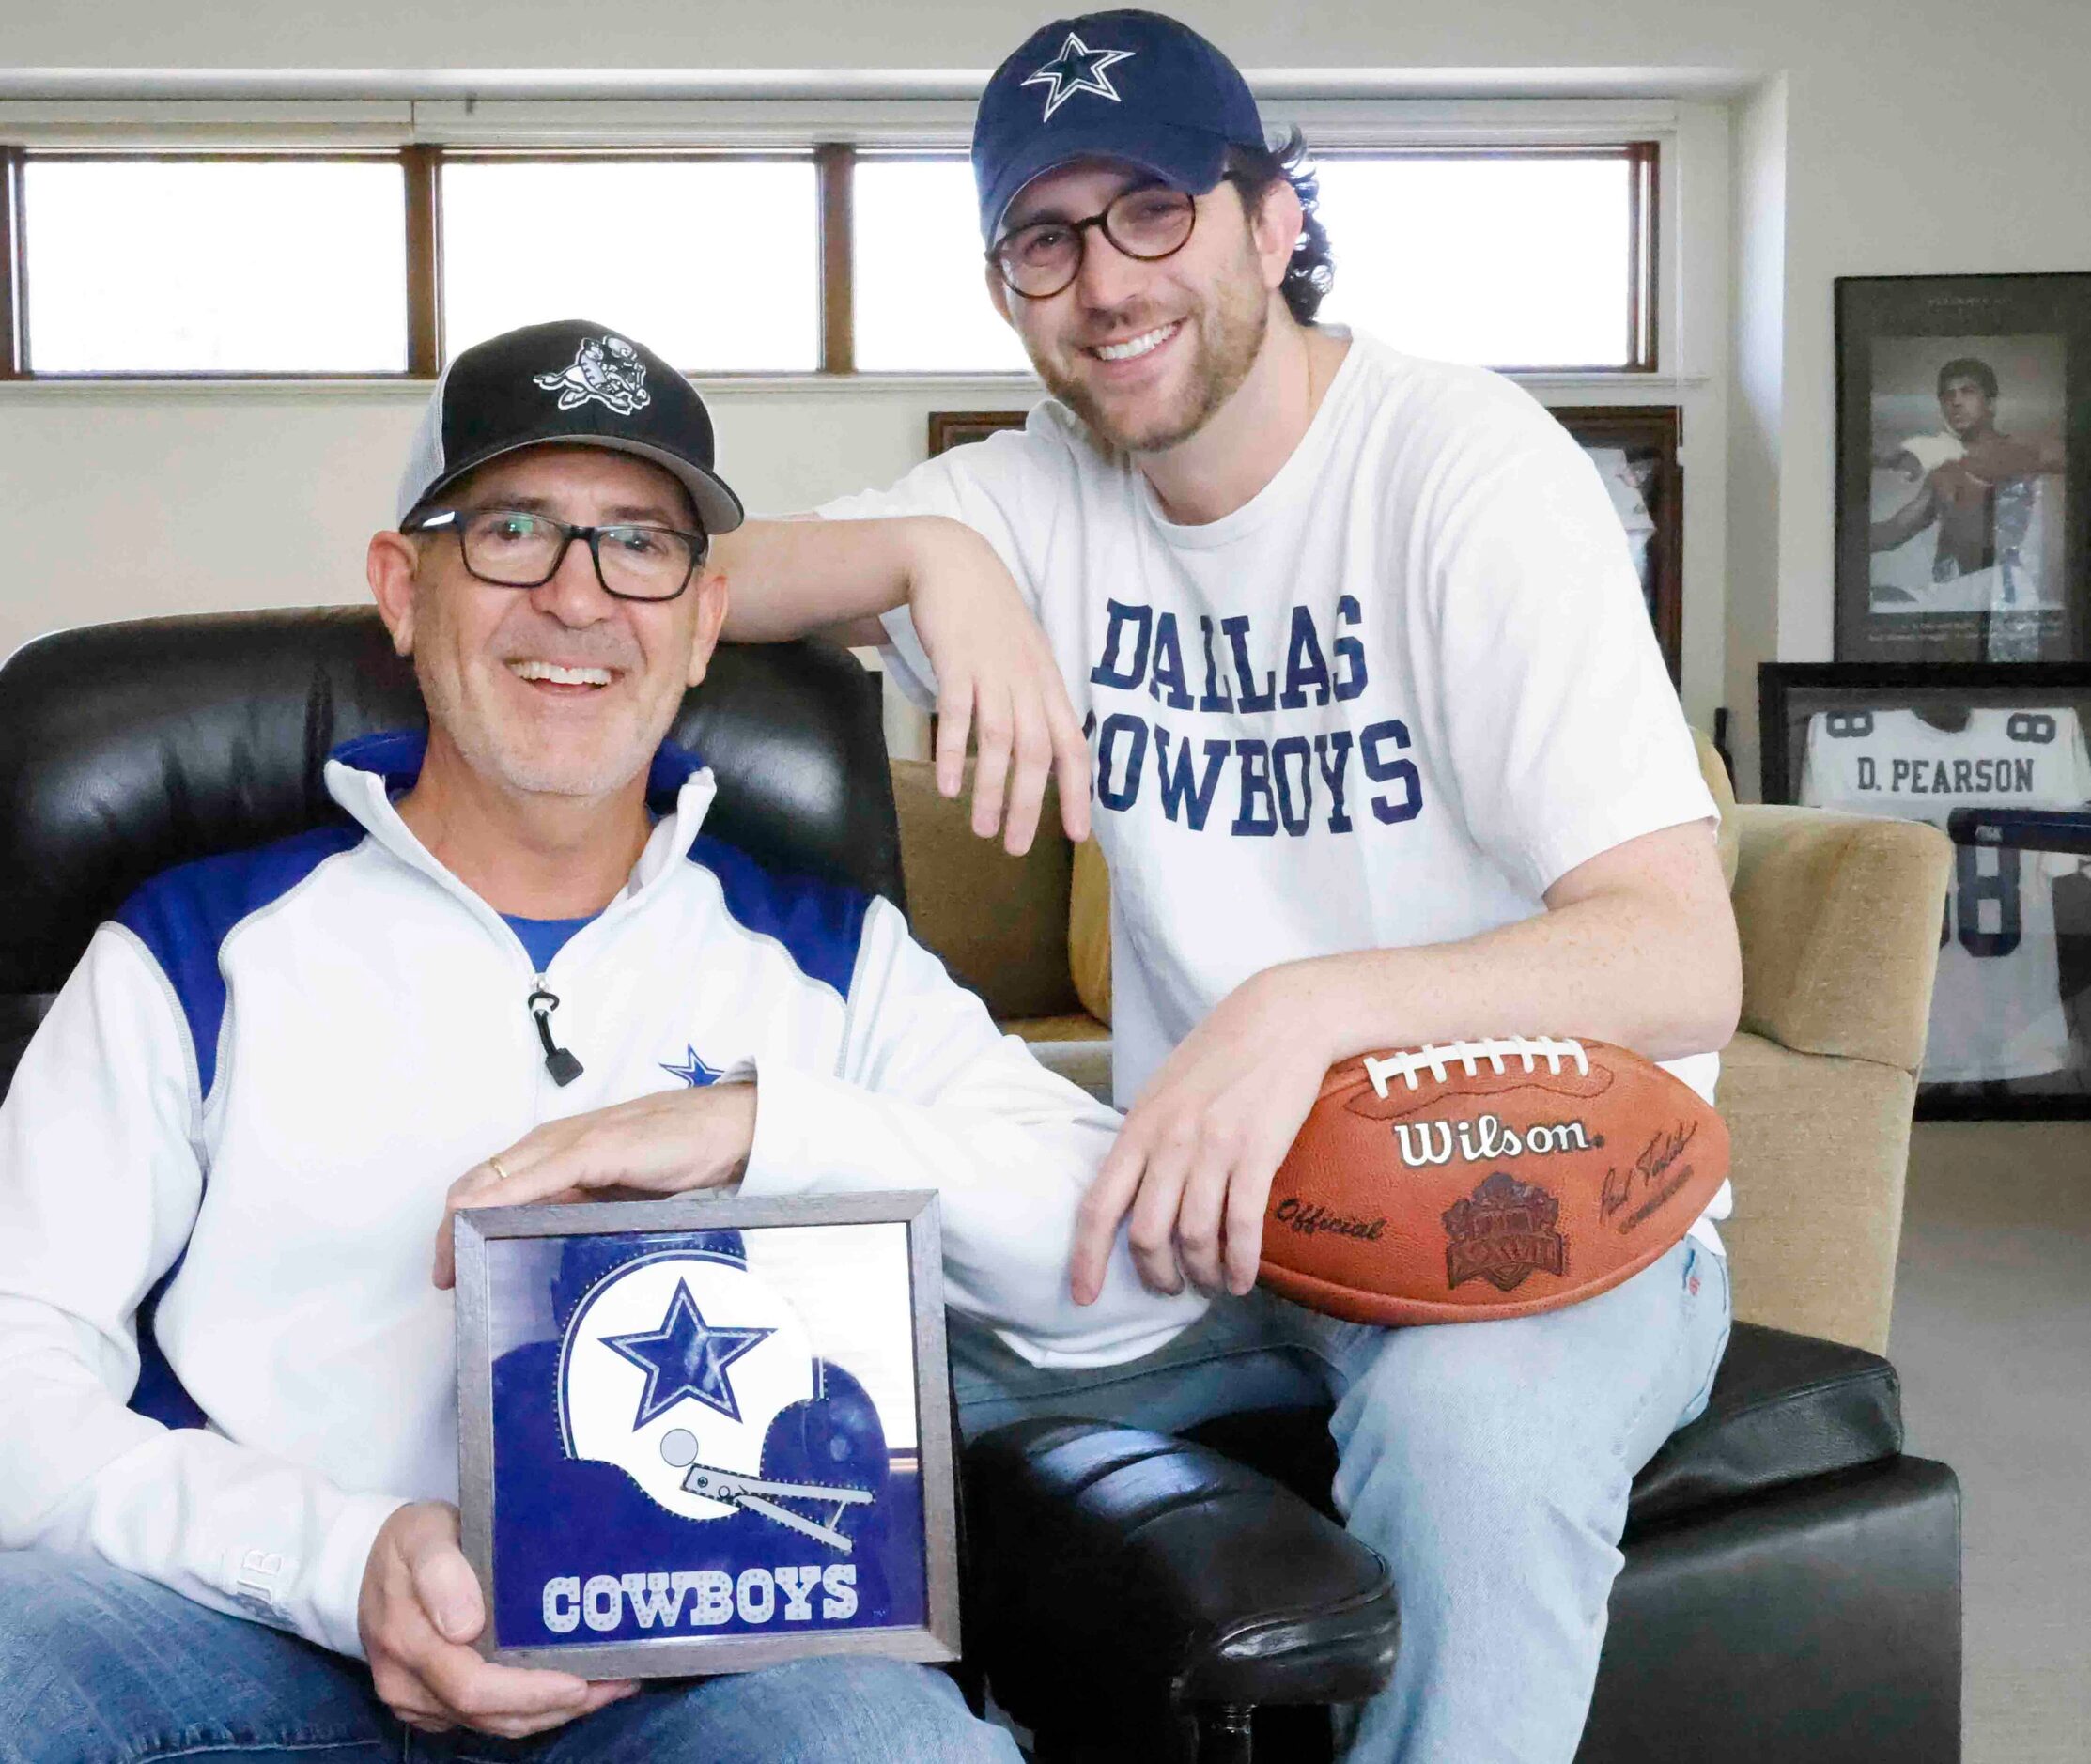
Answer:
[{"left": 1223, "top": 128, "right": 1335, "bottom": 325}]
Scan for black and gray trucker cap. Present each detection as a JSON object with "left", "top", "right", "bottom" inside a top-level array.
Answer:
[{"left": 395, "top": 320, "right": 744, "bottom": 535}]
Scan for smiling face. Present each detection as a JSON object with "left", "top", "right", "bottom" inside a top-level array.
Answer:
[
  {"left": 369, "top": 443, "right": 726, "bottom": 804},
  {"left": 989, "top": 160, "right": 1288, "bottom": 456}
]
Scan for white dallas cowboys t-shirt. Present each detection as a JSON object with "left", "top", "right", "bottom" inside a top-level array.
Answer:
[
  {"left": 1800, "top": 706, "right": 2091, "bottom": 1080},
  {"left": 820, "top": 330, "right": 1727, "bottom": 1246}
]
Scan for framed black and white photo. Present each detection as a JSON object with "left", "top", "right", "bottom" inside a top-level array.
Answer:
[
  {"left": 1836, "top": 275, "right": 2091, "bottom": 663},
  {"left": 1761, "top": 661, "right": 2091, "bottom": 1118},
  {"left": 452, "top": 1192, "right": 960, "bottom": 1677},
  {"left": 1550, "top": 405, "right": 1683, "bottom": 683}
]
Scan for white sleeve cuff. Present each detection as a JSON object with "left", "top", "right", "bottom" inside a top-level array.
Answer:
[
  {"left": 307, "top": 1492, "right": 410, "bottom": 1659},
  {"left": 740, "top": 1062, "right": 871, "bottom": 1200}
]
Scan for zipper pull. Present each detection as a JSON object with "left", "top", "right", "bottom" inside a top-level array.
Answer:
[{"left": 527, "top": 981, "right": 585, "bottom": 1087}]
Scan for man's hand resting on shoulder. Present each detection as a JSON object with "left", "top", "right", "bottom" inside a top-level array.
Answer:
[
  {"left": 715, "top": 514, "right": 1092, "bottom": 856},
  {"left": 360, "top": 1501, "right": 634, "bottom": 1737},
  {"left": 430, "top": 1082, "right": 757, "bottom": 1289}
]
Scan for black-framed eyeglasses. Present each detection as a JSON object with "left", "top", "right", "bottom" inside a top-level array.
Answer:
[
  {"left": 404, "top": 506, "right": 709, "bottom": 602},
  {"left": 987, "top": 184, "right": 1199, "bottom": 300}
]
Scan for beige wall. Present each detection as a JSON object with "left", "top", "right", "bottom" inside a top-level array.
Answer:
[{"left": 5, "top": 0, "right": 2091, "bottom": 797}]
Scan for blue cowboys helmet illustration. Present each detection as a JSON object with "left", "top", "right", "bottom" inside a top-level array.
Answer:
[
  {"left": 534, "top": 333, "right": 652, "bottom": 416},
  {"left": 557, "top": 1243, "right": 886, "bottom": 1548}
]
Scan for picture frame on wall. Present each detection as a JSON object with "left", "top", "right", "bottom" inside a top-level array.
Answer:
[
  {"left": 1548, "top": 405, "right": 1683, "bottom": 684},
  {"left": 1835, "top": 274, "right": 2091, "bottom": 663},
  {"left": 1760, "top": 660, "right": 2091, "bottom": 1119},
  {"left": 926, "top": 410, "right": 1028, "bottom": 456},
  {"left": 452, "top": 1191, "right": 961, "bottom": 1677}
]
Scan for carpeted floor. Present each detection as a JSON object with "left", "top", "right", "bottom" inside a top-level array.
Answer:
[{"left": 1891, "top": 1121, "right": 2091, "bottom": 1764}]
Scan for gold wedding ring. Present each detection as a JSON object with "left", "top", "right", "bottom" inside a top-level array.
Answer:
[{"left": 487, "top": 1154, "right": 512, "bottom": 1185}]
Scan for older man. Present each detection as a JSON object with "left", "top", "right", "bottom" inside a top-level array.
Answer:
[{"left": 0, "top": 319, "right": 1200, "bottom": 1763}]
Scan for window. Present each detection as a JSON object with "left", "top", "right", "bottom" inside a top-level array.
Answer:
[
  {"left": 441, "top": 158, "right": 820, "bottom": 374},
  {"left": 852, "top": 157, "right": 1030, "bottom": 375},
  {"left": 19, "top": 157, "right": 407, "bottom": 373},
  {"left": 1312, "top": 149, "right": 1653, "bottom": 371},
  {"left": 0, "top": 132, "right": 1659, "bottom": 379}
]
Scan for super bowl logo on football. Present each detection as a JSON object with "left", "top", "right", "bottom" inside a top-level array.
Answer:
[
  {"left": 454, "top": 1194, "right": 960, "bottom": 1675},
  {"left": 1259, "top": 1037, "right": 1728, "bottom": 1326}
]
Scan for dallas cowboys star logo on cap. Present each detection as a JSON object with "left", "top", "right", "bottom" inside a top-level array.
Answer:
[
  {"left": 1022, "top": 32, "right": 1134, "bottom": 121},
  {"left": 602, "top": 1278, "right": 774, "bottom": 1429}
]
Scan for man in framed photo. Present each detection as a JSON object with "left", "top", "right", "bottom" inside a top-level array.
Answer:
[
  {"left": 1870, "top": 355, "right": 2066, "bottom": 610},
  {"left": 709, "top": 10, "right": 1741, "bottom": 1759}
]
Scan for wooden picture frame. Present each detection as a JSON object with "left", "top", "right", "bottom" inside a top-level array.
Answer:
[
  {"left": 1835, "top": 274, "right": 2091, "bottom": 663},
  {"left": 1549, "top": 405, "right": 1684, "bottom": 684},
  {"left": 927, "top": 410, "right": 1030, "bottom": 457},
  {"left": 454, "top": 1191, "right": 960, "bottom": 1676}
]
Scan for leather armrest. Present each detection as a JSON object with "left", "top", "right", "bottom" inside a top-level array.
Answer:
[{"left": 964, "top": 1416, "right": 1398, "bottom": 1733}]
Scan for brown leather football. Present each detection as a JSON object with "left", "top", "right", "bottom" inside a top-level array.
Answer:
[{"left": 1259, "top": 1037, "right": 1728, "bottom": 1325}]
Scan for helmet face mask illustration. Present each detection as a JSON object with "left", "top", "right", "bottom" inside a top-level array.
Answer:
[{"left": 559, "top": 1248, "right": 819, "bottom": 1524}]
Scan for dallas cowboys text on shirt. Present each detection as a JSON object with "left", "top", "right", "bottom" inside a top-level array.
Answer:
[{"left": 1082, "top": 596, "right": 1425, "bottom": 835}]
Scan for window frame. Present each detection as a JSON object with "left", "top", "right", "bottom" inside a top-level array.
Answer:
[
  {"left": 10, "top": 147, "right": 420, "bottom": 379},
  {"left": 0, "top": 99, "right": 1680, "bottom": 384},
  {"left": 431, "top": 147, "right": 831, "bottom": 377},
  {"left": 1304, "top": 142, "right": 1658, "bottom": 375}
]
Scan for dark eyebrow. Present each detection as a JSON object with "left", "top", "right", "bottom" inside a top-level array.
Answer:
[
  {"left": 1004, "top": 201, "right": 1076, "bottom": 232},
  {"left": 1004, "top": 176, "right": 1170, "bottom": 236}
]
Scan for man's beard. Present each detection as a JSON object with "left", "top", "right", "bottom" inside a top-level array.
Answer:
[{"left": 1037, "top": 264, "right": 1271, "bottom": 457}]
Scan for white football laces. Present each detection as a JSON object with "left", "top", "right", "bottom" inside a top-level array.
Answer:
[{"left": 1363, "top": 1036, "right": 1589, "bottom": 1098}]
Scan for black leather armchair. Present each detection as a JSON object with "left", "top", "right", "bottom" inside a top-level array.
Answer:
[{"left": 965, "top": 1323, "right": 1960, "bottom": 1761}]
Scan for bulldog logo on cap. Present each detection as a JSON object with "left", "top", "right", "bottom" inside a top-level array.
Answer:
[{"left": 534, "top": 334, "right": 652, "bottom": 417}]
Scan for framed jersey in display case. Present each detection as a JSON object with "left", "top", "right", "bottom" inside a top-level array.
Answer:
[{"left": 1761, "top": 662, "right": 2091, "bottom": 1117}]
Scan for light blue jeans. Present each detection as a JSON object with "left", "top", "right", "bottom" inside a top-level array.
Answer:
[
  {"left": 953, "top": 1236, "right": 1732, "bottom": 1764},
  {"left": 0, "top": 1550, "right": 1017, "bottom": 1764}
]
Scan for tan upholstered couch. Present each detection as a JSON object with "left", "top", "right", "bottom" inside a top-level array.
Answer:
[{"left": 890, "top": 745, "right": 1952, "bottom": 1355}]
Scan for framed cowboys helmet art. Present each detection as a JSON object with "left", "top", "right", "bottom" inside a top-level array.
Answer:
[{"left": 452, "top": 1192, "right": 960, "bottom": 1676}]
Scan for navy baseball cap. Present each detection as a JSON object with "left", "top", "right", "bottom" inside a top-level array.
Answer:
[
  {"left": 395, "top": 319, "right": 744, "bottom": 536},
  {"left": 973, "top": 10, "right": 1268, "bottom": 243}
]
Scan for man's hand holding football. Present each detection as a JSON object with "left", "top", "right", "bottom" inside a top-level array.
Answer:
[{"left": 1069, "top": 966, "right": 1336, "bottom": 1304}]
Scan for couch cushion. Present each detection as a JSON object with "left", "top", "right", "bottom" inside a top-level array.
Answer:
[
  {"left": 1717, "top": 1030, "right": 1915, "bottom": 1354},
  {"left": 1069, "top": 835, "right": 1112, "bottom": 1025},
  {"left": 890, "top": 759, "right": 1081, "bottom": 1021},
  {"left": 1178, "top": 1322, "right": 1902, "bottom": 1530},
  {"left": 1692, "top": 727, "right": 1740, "bottom": 890}
]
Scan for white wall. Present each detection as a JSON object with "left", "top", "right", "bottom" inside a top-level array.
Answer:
[{"left": 6, "top": 0, "right": 2091, "bottom": 797}]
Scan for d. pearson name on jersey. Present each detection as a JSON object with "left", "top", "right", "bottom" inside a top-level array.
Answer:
[
  {"left": 1850, "top": 755, "right": 2040, "bottom": 796},
  {"left": 542, "top": 1563, "right": 859, "bottom": 1634},
  {"left": 1082, "top": 596, "right": 1425, "bottom": 838}
]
